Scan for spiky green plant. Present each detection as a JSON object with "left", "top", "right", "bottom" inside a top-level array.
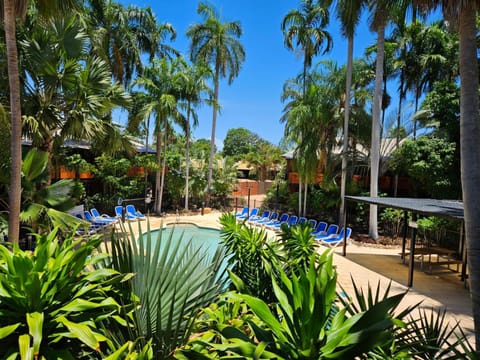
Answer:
[
  {"left": 105, "top": 220, "right": 227, "bottom": 358},
  {"left": 219, "top": 213, "right": 280, "bottom": 303},
  {"left": 176, "top": 250, "right": 407, "bottom": 359},
  {"left": 0, "top": 229, "right": 131, "bottom": 358},
  {"left": 339, "top": 278, "right": 475, "bottom": 359}
]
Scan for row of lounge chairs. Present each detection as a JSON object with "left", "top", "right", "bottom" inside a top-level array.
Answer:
[
  {"left": 114, "top": 205, "right": 146, "bottom": 221},
  {"left": 235, "top": 207, "right": 352, "bottom": 248},
  {"left": 75, "top": 205, "right": 146, "bottom": 235}
]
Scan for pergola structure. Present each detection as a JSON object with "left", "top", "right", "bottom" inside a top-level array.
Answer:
[{"left": 343, "top": 196, "right": 465, "bottom": 287}]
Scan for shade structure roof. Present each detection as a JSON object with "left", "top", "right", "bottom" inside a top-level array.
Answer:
[
  {"left": 345, "top": 196, "right": 464, "bottom": 220},
  {"left": 343, "top": 196, "right": 465, "bottom": 288}
]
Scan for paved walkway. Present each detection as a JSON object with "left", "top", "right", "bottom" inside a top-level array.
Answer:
[{"left": 120, "top": 211, "right": 474, "bottom": 342}]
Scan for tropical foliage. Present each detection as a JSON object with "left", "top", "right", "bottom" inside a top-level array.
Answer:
[
  {"left": 187, "top": 1, "right": 245, "bottom": 204},
  {"left": 104, "top": 220, "right": 228, "bottom": 358},
  {"left": 176, "top": 215, "right": 474, "bottom": 359},
  {"left": 0, "top": 229, "right": 133, "bottom": 358}
]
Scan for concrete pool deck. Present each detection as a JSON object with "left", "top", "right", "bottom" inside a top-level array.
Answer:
[{"left": 119, "top": 210, "right": 474, "bottom": 342}]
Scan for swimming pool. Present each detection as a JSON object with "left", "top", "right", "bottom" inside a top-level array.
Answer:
[{"left": 143, "top": 222, "right": 224, "bottom": 263}]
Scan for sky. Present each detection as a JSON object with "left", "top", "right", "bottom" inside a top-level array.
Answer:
[{"left": 117, "top": 0, "right": 379, "bottom": 148}]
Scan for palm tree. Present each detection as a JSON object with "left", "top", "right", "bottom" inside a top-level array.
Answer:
[
  {"left": 177, "top": 63, "right": 212, "bottom": 211},
  {"left": 412, "top": 0, "right": 480, "bottom": 350},
  {"left": 281, "top": 0, "right": 332, "bottom": 216},
  {"left": 187, "top": 2, "right": 245, "bottom": 206},
  {"left": 334, "top": 0, "right": 365, "bottom": 226},
  {"left": 2, "top": 0, "right": 80, "bottom": 244},
  {"left": 134, "top": 58, "right": 185, "bottom": 214},
  {"left": 282, "top": 0, "right": 333, "bottom": 97},
  {"left": 366, "top": 0, "right": 403, "bottom": 239},
  {"left": 20, "top": 16, "right": 130, "bottom": 183},
  {"left": 85, "top": 0, "right": 177, "bottom": 88}
]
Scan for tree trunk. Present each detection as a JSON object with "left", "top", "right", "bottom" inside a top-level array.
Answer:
[
  {"left": 5, "top": 0, "right": 22, "bottom": 244},
  {"left": 206, "top": 65, "right": 220, "bottom": 207},
  {"left": 154, "top": 126, "right": 162, "bottom": 214},
  {"left": 185, "top": 106, "right": 191, "bottom": 211},
  {"left": 159, "top": 119, "right": 168, "bottom": 215},
  {"left": 303, "top": 182, "right": 307, "bottom": 217},
  {"left": 298, "top": 181, "right": 302, "bottom": 217},
  {"left": 369, "top": 21, "right": 385, "bottom": 240},
  {"left": 339, "top": 35, "right": 353, "bottom": 226},
  {"left": 394, "top": 71, "right": 405, "bottom": 197},
  {"left": 459, "top": 3, "right": 480, "bottom": 350}
]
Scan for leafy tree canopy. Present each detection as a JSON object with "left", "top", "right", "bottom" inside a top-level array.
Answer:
[
  {"left": 222, "top": 127, "right": 266, "bottom": 159},
  {"left": 389, "top": 136, "right": 459, "bottom": 199},
  {"left": 419, "top": 81, "right": 460, "bottom": 143},
  {"left": 190, "top": 138, "right": 213, "bottom": 162}
]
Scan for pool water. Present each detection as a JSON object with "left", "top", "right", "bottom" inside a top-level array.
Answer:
[{"left": 144, "top": 223, "right": 223, "bottom": 262}]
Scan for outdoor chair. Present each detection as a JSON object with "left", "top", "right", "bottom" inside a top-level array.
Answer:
[
  {"left": 297, "top": 217, "right": 307, "bottom": 226},
  {"left": 271, "top": 214, "right": 297, "bottom": 231},
  {"left": 125, "top": 204, "right": 146, "bottom": 220},
  {"left": 248, "top": 210, "right": 270, "bottom": 224},
  {"left": 307, "top": 219, "right": 317, "bottom": 230},
  {"left": 265, "top": 213, "right": 289, "bottom": 229},
  {"left": 319, "top": 227, "right": 352, "bottom": 248},
  {"left": 314, "top": 224, "right": 340, "bottom": 241},
  {"left": 235, "top": 206, "right": 248, "bottom": 218},
  {"left": 311, "top": 221, "right": 328, "bottom": 236},
  {"left": 237, "top": 207, "right": 258, "bottom": 221},
  {"left": 90, "top": 208, "right": 118, "bottom": 223},
  {"left": 84, "top": 211, "right": 114, "bottom": 227},
  {"left": 114, "top": 205, "right": 137, "bottom": 221},
  {"left": 256, "top": 211, "right": 277, "bottom": 226}
]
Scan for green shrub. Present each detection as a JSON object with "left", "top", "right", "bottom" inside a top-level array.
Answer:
[
  {"left": 0, "top": 230, "right": 131, "bottom": 358},
  {"left": 219, "top": 213, "right": 280, "bottom": 303},
  {"left": 176, "top": 251, "right": 407, "bottom": 359}
]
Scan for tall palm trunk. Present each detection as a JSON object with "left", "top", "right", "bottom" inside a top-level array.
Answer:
[
  {"left": 339, "top": 35, "right": 353, "bottom": 226},
  {"left": 394, "top": 71, "right": 405, "bottom": 197},
  {"left": 159, "top": 119, "right": 168, "bottom": 214},
  {"left": 298, "top": 181, "right": 302, "bottom": 217},
  {"left": 206, "top": 65, "right": 220, "bottom": 206},
  {"left": 458, "top": 3, "right": 480, "bottom": 350},
  {"left": 185, "top": 105, "right": 192, "bottom": 211},
  {"left": 154, "top": 125, "right": 162, "bottom": 214},
  {"left": 298, "top": 60, "right": 308, "bottom": 217},
  {"left": 4, "top": 0, "right": 22, "bottom": 244},
  {"left": 369, "top": 21, "right": 385, "bottom": 240},
  {"left": 303, "top": 182, "right": 307, "bottom": 216}
]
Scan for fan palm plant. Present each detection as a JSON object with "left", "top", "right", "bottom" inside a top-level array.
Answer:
[
  {"left": 105, "top": 220, "right": 227, "bottom": 358},
  {"left": 3, "top": 0, "right": 81, "bottom": 243}
]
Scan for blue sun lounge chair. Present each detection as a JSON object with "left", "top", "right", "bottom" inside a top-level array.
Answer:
[
  {"left": 311, "top": 221, "right": 328, "bottom": 236},
  {"left": 256, "top": 212, "right": 277, "bottom": 226},
  {"left": 115, "top": 206, "right": 137, "bottom": 221},
  {"left": 314, "top": 224, "right": 339, "bottom": 241},
  {"left": 235, "top": 206, "right": 248, "bottom": 218},
  {"left": 308, "top": 219, "right": 317, "bottom": 229},
  {"left": 90, "top": 208, "right": 118, "bottom": 224},
  {"left": 248, "top": 210, "right": 270, "bottom": 224},
  {"left": 237, "top": 208, "right": 258, "bottom": 221},
  {"left": 319, "top": 227, "right": 352, "bottom": 248},
  {"left": 84, "top": 211, "right": 114, "bottom": 227},
  {"left": 297, "top": 217, "right": 307, "bottom": 226},
  {"left": 265, "top": 213, "right": 289, "bottom": 229},
  {"left": 126, "top": 204, "right": 146, "bottom": 220},
  {"left": 75, "top": 214, "right": 101, "bottom": 235},
  {"left": 271, "top": 214, "right": 298, "bottom": 231}
]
